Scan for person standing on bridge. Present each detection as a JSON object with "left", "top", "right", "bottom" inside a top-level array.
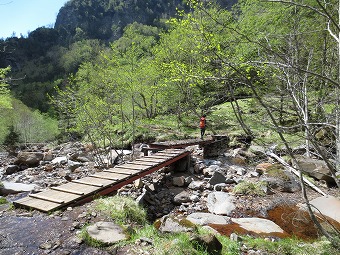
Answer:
[{"left": 199, "top": 114, "right": 206, "bottom": 139}]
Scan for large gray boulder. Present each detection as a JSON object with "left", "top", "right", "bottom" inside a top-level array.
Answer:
[{"left": 187, "top": 212, "right": 230, "bottom": 225}]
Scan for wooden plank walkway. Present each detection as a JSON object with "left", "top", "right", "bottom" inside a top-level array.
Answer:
[
  {"left": 13, "top": 148, "right": 190, "bottom": 212},
  {"left": 148, "top": 137, "right": 215, "bottom": 149}
]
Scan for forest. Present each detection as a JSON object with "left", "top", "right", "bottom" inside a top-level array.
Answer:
[
  {"left": 0, "top": 0, "right": 340, "bottom": 249},
  {"left": 0, "top": 1, "right": 339, "bottom": 177},
  {"left": 0, "top": 0, "right": 339, "bottom": 167}
]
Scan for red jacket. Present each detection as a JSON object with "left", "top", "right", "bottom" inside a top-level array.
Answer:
[{"left": 199, "top": 117, "right": 206, "bottom": 128}]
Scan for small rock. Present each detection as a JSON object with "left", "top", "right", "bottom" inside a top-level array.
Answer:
[{"left": 173, "top": 176, "right": 186, "bottom": 187}]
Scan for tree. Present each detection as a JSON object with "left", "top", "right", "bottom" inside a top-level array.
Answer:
[{"left": 0, "top": 66, "right": 11, "bottom": 109}]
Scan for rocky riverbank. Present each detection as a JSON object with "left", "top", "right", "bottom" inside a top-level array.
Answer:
[{"left": 0, "top": 141, "right": 339, "bottom": 254}]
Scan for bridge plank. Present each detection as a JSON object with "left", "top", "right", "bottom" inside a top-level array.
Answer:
[
  {"left": 91, "top": 171, "right": 128, "bottom": 181},
  {"left": 72, "top": 176, "right": 114, "bottom": 187},
  {"left": 51, "top": 182, "right": 98, "bottom": 195},
  {"left": 118, "top": 163, "right": 150, "bottom": 170},
  {"left": 13, "top": 196, "right": 60, "bottom": 212},
  {"left": 108, "top": 167, "right": 141, "bottom": 175}
]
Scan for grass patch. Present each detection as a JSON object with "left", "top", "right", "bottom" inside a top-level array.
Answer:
[
  {"left": 95, "top": 195, "right": 147, "bottom": 225},
  {"left": 232, "top": 180, "right": 267, "bottom": 196},
  {"left": 0, "top": 197, "right": 7, "bottom": 204},
  {"left": 244, "top": 236, "right": 339, "bottom": 255}
]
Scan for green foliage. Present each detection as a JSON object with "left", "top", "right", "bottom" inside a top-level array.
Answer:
[
  {"left": 2, "top": 125, "right": 21, "bottom": 151},
  {"left": 95, "top": 196, "right": 147, "bottom": 225},
  {"left": 61, "top": 39, "right": 103, "bottom": 73},
  {"left": 244, "top": 236, "right": 339, "bottom": 255},
  {"left": 0, "top": 99, "right": 60, "bottom": 144},
  {"left": 0, "top": 67, "right": 11, "bottom": 109},
  {"left": 0, "top": 197, "right": 8, "bottom": 205},
  {"left": 232, "top": 181, "right": 267, "bottom": 196}
]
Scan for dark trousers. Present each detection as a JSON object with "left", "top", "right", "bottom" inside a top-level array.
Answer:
[{"left": 200, "top": 128, "right": 205, "bottom": 139}]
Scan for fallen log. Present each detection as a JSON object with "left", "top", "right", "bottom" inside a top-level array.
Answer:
[{"left": 267, "top": 152, "right": 326, "bottom": 196}]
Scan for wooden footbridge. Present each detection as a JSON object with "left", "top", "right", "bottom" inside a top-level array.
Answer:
[{"left": 13, "top": 148, "right": 190, "bottom": 212}]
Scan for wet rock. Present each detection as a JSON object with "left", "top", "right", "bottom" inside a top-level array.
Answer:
[
  {"left": 207, "top": 192, "right": 235, "bottom": 215},
  {"left": 86, "top": 221, "right": 128, "bottom": 245},
  {"left": 4, "top": 165, "right": 20, "bottom": 175},
  {"left": 204, "top": 159, "right": 222, "bottom": 166}
]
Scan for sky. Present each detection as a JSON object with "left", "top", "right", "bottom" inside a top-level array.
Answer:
[{"left": 0, "top": 0, "right": 69, "bottom": 39}]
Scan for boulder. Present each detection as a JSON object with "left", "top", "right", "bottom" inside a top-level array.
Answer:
[
  {"left": 4, "top": 165, "right": 20, "bottom": 175},
  {"left": 14, "top": 152, "right": 44, "bottom": 167},
  {"left": 294, "top": 156, "right": 335, "bottom": 186},
  {"left": 307, "top": 196, "right": 340, "bottom": 224},
  {"left": 231, "top": 218, "right": 287, "bottom": 236},
  {"left": 0, "top": 181, "right": 37, "bottom": 195},
  {"left": 207, "top": 192, "right": 235, "bottom": 215},
  {"left": 86, "top": 222, "right": 127, "bottom": 245},
  {"left": 187, "top": 212, "right": 230, "bottom": 225},
  {"left": 157, "top": 215, "right": 195, "bottom": 233}
]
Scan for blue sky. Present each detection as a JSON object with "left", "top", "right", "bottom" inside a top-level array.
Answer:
[{"left": 0, "top": 0, "right": 69, "bottom": 39}]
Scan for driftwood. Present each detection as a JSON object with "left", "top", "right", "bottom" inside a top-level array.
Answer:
[{"left": 267, "top": 152, "right": 327, "bottom": 196}]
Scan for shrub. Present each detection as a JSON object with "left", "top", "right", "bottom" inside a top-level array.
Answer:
[{"left": 232, "top": 181, "right": 267, "bottom": 196}]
